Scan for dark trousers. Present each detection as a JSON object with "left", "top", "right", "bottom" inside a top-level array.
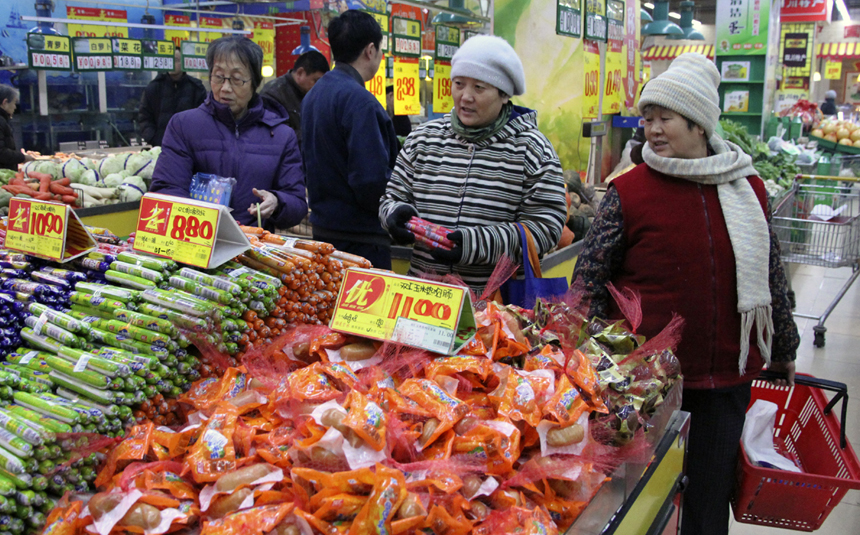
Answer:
[
  {"left": 680, "top": 383, "right": 751, "bottom": 535},
  {"left": 313, "top": 233, "right": 392, "bottom": 271}
]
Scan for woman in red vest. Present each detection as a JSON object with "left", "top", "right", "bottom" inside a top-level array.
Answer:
[{"left": 572, "top": 53, "right": 799, "bottom": 535}]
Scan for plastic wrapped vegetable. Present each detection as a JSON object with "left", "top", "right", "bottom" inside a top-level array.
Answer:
[
  {"left": 60, "top": 159, "right": 86, "bottom": 182},
  {"left": 102, "top": 173, "right": 126, "bottom": 188},
  {"left": 126, "top": 152, "right": 155, "bottom": 180},
  {"left": 79, "top": 169, "right": 100, "bottom": 187},
  {"left": 117, "top": 176, "right": 147, "bottom": 203},
  {"left": 33, "top": 161, "right": 61, "bottom": 180},
  {"left": 97, "top": 155, "right": 131, "bottom": 178}
]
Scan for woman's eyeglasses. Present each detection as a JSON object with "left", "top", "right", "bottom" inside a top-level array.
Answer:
[{"left": 212, "top": 74, "right": 250, "bottom": 87}]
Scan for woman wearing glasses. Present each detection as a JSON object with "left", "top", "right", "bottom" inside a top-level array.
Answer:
[{"left": 151, "top": 36, "right": 307, "bottom": 230}]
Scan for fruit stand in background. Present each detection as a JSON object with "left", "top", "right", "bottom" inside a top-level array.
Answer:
[{"left": 810, "top": 118, "right": 860, "bottom": 154}]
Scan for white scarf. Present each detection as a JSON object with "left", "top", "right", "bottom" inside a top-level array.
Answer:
[{"left": 642, "top": 134, "right": 773, "bottom": 374}]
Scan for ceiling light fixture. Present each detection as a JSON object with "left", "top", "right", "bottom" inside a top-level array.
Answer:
[
  {"left": 642, "top": 0, "right": 684, "bottom": 36},
  {"left": 668, "top": 1, "right": 705, "bottom": 40}
]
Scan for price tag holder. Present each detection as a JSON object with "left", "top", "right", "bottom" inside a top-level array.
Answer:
[
  {"left": 5, "top": 199, "right": 97, "bottom": 262},
  {"left": 330, "top": 268, "right": 476, "bottom": 355},
  {"left": 133, "top": 193, "right": 251, "bottom": 269}
]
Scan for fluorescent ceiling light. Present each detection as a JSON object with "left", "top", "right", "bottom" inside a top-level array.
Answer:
[
  {"left": 644, "top": 2, "right": 655, "bottom": 8},
  {"left": 836, "top": 0, "right": 851, "bottom": 21},
  {"left": 669, "top": 12, "right": 681, "bottom": 19}
]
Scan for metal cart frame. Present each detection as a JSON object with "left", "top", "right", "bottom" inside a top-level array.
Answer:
[{"left": 772, "top": 175, "right": 860, "bottom": 347}]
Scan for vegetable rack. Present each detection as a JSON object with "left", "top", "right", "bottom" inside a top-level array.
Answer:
[
  {"left": 771, "top": 175, "right": 860, "bottom": 347},
  {"left": 731, "top": 372, "right": 860, "bottom": 531}
]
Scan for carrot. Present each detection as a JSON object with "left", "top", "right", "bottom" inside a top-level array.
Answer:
[
  {"left": 8, "top": 177, "right": 27, "bottom": 187},
  {"left": 37, "top": 174, "right": 51, "bottom": 193},
  {"left": 23, "top": 171, "right": 52, "bottom": 181},
  {"left": 53, "top": 177, "right": 71, "bottom": 187},
  {"left": 49, "top": 182, "right": 75, "bottom": 195},
  {"left": 61, "top": 194, "right": 78, "bottom": 204},
  {"left": 30, "top": 192, "right": 53, "bottom": 201},
  {"left": 2, "top": 185, "right": 36, "bottom": 196}
]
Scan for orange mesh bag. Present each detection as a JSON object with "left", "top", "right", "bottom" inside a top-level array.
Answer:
[
  {"left": 489, "top": 368, "right": 542, "bottom": 427},
  {"left": 95, "top": 422, "right": 154, "bottom": 489},
  {"left": 185, "top": 403, "right": 240, "bottom": 484},
  {"left": 39, "top": 496, "right": 85, "bottom": 535},
  {"left": 399, "top": 379, "right": 469, "bottom": 450},
  {"left": 179, "top": 367, "right": 249, "bottom": 411},
  {"left": 200, "top": 502, "right": 294, "bottom": 535},
  {"left": 342, "top": 390, "right": 387, "bottom": 452},
  {"left": 451, "top": 418, "right": 521, "bottom": 475}
]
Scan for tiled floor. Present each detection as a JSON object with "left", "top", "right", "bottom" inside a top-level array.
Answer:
[{"left": 729, "top": 263, "right": 860, "bottom": 534}]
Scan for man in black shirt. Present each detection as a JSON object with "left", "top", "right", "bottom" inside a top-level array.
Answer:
[
  {"left": 137, "top": 50, "right": 206, "bottom": 147},
  {"left": 260, "top": 50, "right": 329, "bottom": 146}
]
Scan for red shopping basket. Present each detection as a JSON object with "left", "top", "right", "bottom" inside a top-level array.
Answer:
[{"left": 731, "top": 372, "right": 860, "bottom": 531}]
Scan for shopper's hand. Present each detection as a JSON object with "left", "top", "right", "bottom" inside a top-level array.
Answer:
[
  {"left": 248, "top": 189, "right": 278, "bottom": 220},
  {"left": 430, "top": 230, "right": 463, "bottom": 263},
  {"left": 767, "top": 360, "right": 796, "bottom": 387},
  {"left": 21, "top": 149, "right": 34, "bottom": 162},
  {"left": 386, "top": 204, "right": 418, "bottom": 245}
]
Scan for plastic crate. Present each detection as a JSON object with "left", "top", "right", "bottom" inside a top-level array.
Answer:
[{"left": 731, "top": 373, "right": 860, "bottom": 531}]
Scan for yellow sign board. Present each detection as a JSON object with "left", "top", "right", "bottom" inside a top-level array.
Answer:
[
  {"left": 825, "top": 60, "right": 842, "bottom": 80},
  {"left": 66, "top": 6, "right": 127, "bottom": 38},
  {"left": 252, "top": 21, "right": 275, "bottom": 67},
  {"left": 330, "top": 269, "right": 477, "bottom": 355},
  {"left": 165, "top": 14, "right": 192, "bottom": 48},
  {"left": 199, "top": 16, "right": 224, "bottom": 44},
  {"left": 394, "top": 57, "right": 421, "bottom": 115},
  {"left": 5, "top": 199, "right": 96, "bottom": 262},
  {"left": 365, "top": 55, "right": 386, "bottom": 108},
  {"left": 583, "top": 42, "right": 601, "bottom": 118},
  {"left": 433, "top": 61, "right": 454, "bottom": 114}
]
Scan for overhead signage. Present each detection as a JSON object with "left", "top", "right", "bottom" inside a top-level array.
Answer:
[
  {"left": 165, "top": 14, "right": 192, "bottom": 48},
  {"left": 27, "top": 34, "right": 71, "bottom": 71},
  {"left": 392, "top": 16, "right": 421, "bottom": 58},
  {"left": 435, "top": 25, "right": 460, "bottom": 61},
  {"left": 180, "top": 41, "right": 208, "bottom": 72},
  {"left": 251, "top": 21, "right": 275, "bottom": 67},
  {"left": 133, "top": 194, "right": 251, "bottom": 269},
  {"left": 6, "top": 199, "right": 96, "bottom": 262},
  {"left": 781, "top": 0, "right": 829, "bottom": 23},
  {"left": 585, "top": 0, "right": 608, "bottom": 42},
  {"left": 198, "top": 16, "right": 224, "bottom": 43},
  {"left": 66, "top": 6, "right": 127, "bottom": 38},
  {"left": 557, "top": 0, "right": 583, "bottom": 38},
  {"left": 111, "top": 38, "right": 142, "bottom": 70},
  {"left": 72, "top": 37, "right": 112, "bottom": 71},
  {"left": 715, "top": 0, "right": 770, "bottom": 55},
  {"left": 825, "top": 60, "right": 842, "bottom": 80},
  {"left": 142, "top": 40, "right": 175, "bottom": 71},
  {"left": 624, "top": 0, "right": 641, "bottom": 109},
  {"left": 330, "top": 269, "right": 477, "bottom": 355},
  {"left": 780, "top": 24, "right": 813, "bottom": 76},
  {"left": 783, "top": 33, "right": 808, "bottom": 67},
  {"left": 394, "top": 57, "right": 421, "bottom": 115}
]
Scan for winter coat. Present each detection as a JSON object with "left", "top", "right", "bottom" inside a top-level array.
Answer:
[
  {"left": 0, "top": 109, "right": 24, "bottom": 172},
  {"left": 150, "top": 93, "right": 307, "bottom": 230},
  {"left": 260, "top": 73, "right": 304, "bottom": 146},
  {"left": 301, "top": 64, "right": 400, "bottom": 242},
  {"left": 379, "top": 106, "right": 567, "bottom": 292},
  {"left": 138, "top": 73, "right": 206, "bottom": 147}
]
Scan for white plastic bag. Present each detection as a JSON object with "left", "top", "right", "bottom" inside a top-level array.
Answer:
[{"left": 741, "top": 400, "right": 801, "bottom": 472}]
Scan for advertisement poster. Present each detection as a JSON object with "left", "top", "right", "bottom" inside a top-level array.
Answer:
[
  {"left": 66, "top": 6, "right": 127, "bottom": 38},
  {"left": 825, "top": 60, "right": 842, "bottom": 80},
  {"left": 623, "top": 0, "right": 640, "bottom": 111},
  {"left": 715, "top": 0, "right": 769, "bottom": 55},
  {"left": 844, "top": 73, "right": 860, "bottom": 105},
  {"left": 251, "top": 21, "right": 275, "bottom": 67},
  {"left": 780, "top": 23, "right": 813, "bottom": 76},
  {"left": 165, "top": 14, "right": 192, "bottom": 48},
  {"left": 198, "top": 16, "right": 224, "bottom": 44},
  {"left": 603, "top": 0, "right": 624, "bottom": 114},
  {"left": 781, "top": 0, "right": 829, "bottom": 23}
]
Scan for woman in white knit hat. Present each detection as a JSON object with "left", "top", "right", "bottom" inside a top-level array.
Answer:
[
  {"left": 572, "top": 53, "right": 799, "bottom": 535},
  {"left": 378, "top": 35, "right": 567, "bottom": 294}
]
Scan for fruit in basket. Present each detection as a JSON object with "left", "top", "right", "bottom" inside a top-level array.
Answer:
[
  {"left": 837, "top": 128, "right": 851, "bottom": 140},
  {"left": 823, "top": 123, "right": 837, "bottom": 135},
  {"left": 812, "top": 128, "right": 824, "bottom": 138},
  {"left": 839, "top": 138, "right": 853, "bottom": 146},
  {"left": 825, "top": 133, "right": 839, "bottom": 142}
]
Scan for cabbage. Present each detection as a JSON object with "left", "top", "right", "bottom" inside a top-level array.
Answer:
[
  {"left": 126, "top": 152, "right": 155, "bottom": 180},
  {"left": 103, "top": 173, "right": 125, "bottom": 187},
  {"left": 80, "top": 169, "right": 100, "bottom": 186},
  {"left": 35, "top": 161, "right": 61, "bottom": 179},
  {"left": 21, "top": 161, "right": 39, "bottom": 175},
  {"left": 80, "top": 158, "right": 99, "bottom": 171},
  {"left": 97, "top": 154, "right": 131, "bottom": 178},
  {"left": 117, "top": 176, "right": 147, "bottom": 202},
  {"left": 61, "top": 159, "right": 86, "bottom": 182},
  {"left": 148, "top": 146, "right": 162, "bottom": 158}
]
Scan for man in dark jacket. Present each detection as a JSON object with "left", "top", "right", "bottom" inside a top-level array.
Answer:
[
  {"left": 0, "top": 84, "right": 33, "bottom": 171},
  {"left": 137, "top": 51, "right": 206, "bottom": 147},
  {"left": 301, "top": 10, "right": 399, "bottom": 269},
  {"left": 260, "top": 50, "right": 329, "bottom": 146}
]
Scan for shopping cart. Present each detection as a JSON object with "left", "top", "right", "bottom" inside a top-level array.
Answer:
[
  {"left": 771, "top": 175, "right": 860, "bottom": 347},
  {"left": 731, "top": 371, "right": 860, "bottom": 531}
]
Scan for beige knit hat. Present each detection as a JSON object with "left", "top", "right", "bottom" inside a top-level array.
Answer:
[
  {"left": 451, "top": 35, "right": 526, "bottom": 96},
  {"left": 639, "top": 53, "right": 721, "bottom": 137}
]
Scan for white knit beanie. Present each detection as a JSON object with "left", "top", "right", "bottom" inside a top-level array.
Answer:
[
  {"left": 450, "top": 35, "right": 525, "bottom": 96},
  {"left": 639, "top": 53, "right": 720, "bottom": 137}
]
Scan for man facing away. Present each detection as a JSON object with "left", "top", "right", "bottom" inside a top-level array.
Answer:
[
  {"left": 260, "top": 50, "right": 330, "bottom": 146},
  {"left": 137, "top": 49, "right": 206, "bottom": 147},
  {"left": 301, "top": 10, "right": 399, "bottom": 269}
]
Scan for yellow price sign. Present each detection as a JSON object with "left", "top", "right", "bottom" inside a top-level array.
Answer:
[
  {"left": 6, "top": 199, "right": 69, "bottom": 261},
  {"left": 157, "top": 41, "right": 174, "bottom": 55},
  {"left": 134, "top": 196, "right": 220, "bottom": 268},
  {"left": 44, "top": 36, "right": 70, "bottom": 53},
  {"left": 394, "top": 57, "right": 420, "bottom": 115},
  {"left": 365, "top": 54, "right": 386, "bottom": 108},
  {"left": 582, "top": 43, "right": 601, "bottom": 118},
  {"left": 825, "top": 60, "right": 842, "bottom": 80},
  {"left": 368, "top": 11, "right": 389, "bottom": 33},
  {"left": 86, "top": 39, "right": 110, "bottom": 53},
  {"left": 433, "top": 61, "right": 454, "bottom": 113},
  {"left": 114, "top": 39, "right": 141, "bottom": 55},
  {"left": 165, "top": 14, "right": 192, "bottom": 48},
  {"left": 330, "top": 269, "right": 476, "bottom": 354}
]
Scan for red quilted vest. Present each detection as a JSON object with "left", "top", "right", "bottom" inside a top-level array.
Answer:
[{"left": 610, "top": 164, "right": 769, "bottom": 389}]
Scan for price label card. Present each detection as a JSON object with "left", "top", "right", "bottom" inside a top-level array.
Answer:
[
  {"left": 142, "top": 40, "right": 175, "bottom": 71},
  {"left": 365, "top": 54, "right": 386, "bottom": 108},
  {"left": 133, "top": 193, "right": 251, "bottom": 269},
  {"left": 330, "top": 269, "right": 476, "bottom": 355},
  {"left": 6, "top": 199, "right": 96, "bottom": 262},
  {"left": 435, "top": 25, "right": 459, "bottom": 61},
  {"left": 433, "top": 61, "right": 454, "bottom": 114},
  {"left": 394, "top": 57, "right": 421, "bottom": 115},
  {"left": 180, "top": 41, "right": 208, "bottom": 72},
  {"left": 27, "top": 34, "right": 71, "bottom": 71},
  {"left": 825, "top": 60, "right": 842, "bottom": 80},
  {"left": 392, "top": 16, "right": 421, "bottom": 58},
  {"left": 111, "top": 38, "right": 142, "bottom": 70},
  {"left": 72, "top": 37, "right": 113, "bottom": 71}
]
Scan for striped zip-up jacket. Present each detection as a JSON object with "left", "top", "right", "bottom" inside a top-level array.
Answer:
[{"left": 379, "top": 106, "right": 567, "bottom": 293}]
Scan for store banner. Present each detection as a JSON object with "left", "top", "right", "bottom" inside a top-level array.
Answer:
[
  {"left": 624, "top": 0, "right": 640, "bottom": 110},
  {"left": 775, "top": 88, "right": 808, "bottom": 113},
  {"left": 394, "top": 57, "right": 421, "bottom": 115},
  {"left": 715, "top": 0, "right": 769, "bottom": 55},
  {"left": 180, "top": 41, "right": 209, "bottom": 72},
  {"left": 66, "top": 7, "right": 127, "bottom": 39},
  {"left": 783, "top": 33, "right": 808, "bottom": 67},
  {"left": 199, "top": 16, "right": 224, "bottom": 44},
  {"left": 27, "top": 34, "right": 71, "bottom": 71},
  {"left": 585, "top": 0, "right": 608, "bottom": 41},
  {"left": 165, "top": 14, "right": 192, "bottom": 48},
  {"left": 251, "top": 21, "right": 275, "bottom": 67},
  {"left": 603, "top": 0, "right": 624, "bottom": 114},
  {"left": 846, "top": 25, "right": 860, "bottom": 39},
  {"left": 780, "top": 24, "right": 813, "bottom": 76},
  {"left": 112, "top": 38, "right": 142, "bottom": 70},
  {"left": 435, "top": 25, "right": 460, "bottom": 61},
  {"left": 557, "top": 0, "right": 583, "bottom": 38},
  {"left": 583, "top": 41, "right": 601, "bottom": 118},
  {"left": 783, "top": 76, "right": 809, "bottom": 89},
  {"left": 363, "top": 10, "right": 390, "bottom": 52},
  {"left": 825, "top": 60, "right": 842, "bottom": 80},
  {"left": 392, "top": 16, "right": 421, "bottom": 58},
  {"left": 365, "top": 54, "right": 386, "bottom": 109},
  {"left": 142, "top": 41, "right": 175, "bottom": 71},
  {"left": 781, "top": 0, "right": 829, "bottom": 23},
  {"left": 72, "top": 37, "right": 112, "bottom": 71},
  {"left": 6, "top": 199, "right": 96, "bottom": 262},
  {"left": 434, "top": 62, "right": 454, "bottom": 113}
]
